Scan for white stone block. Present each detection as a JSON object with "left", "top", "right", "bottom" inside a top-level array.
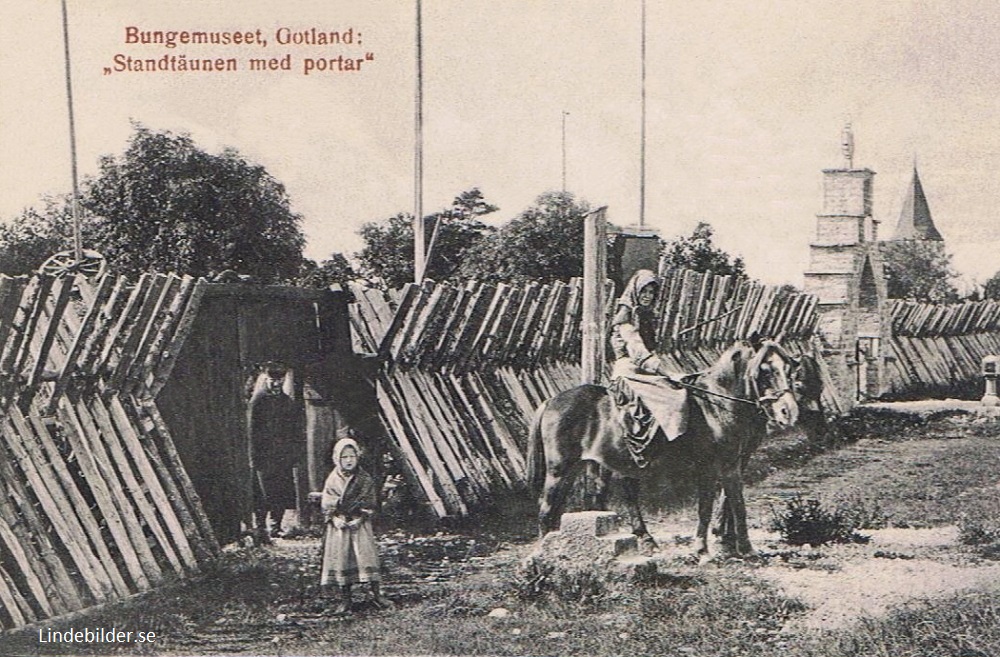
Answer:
[{"left": 559, "top": 510, "right": 621, "bottom": 537}]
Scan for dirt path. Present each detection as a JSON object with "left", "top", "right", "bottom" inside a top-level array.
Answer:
[{"left": 639, "top": 414, "right": 1000, "bottom": 632}]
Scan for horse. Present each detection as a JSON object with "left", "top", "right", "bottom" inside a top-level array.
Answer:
[
  {"left": 713, "top": 350, "right": 826, "bottom": 549},
  {"left": 526, "top": 339, "right": 800, "bottom": 557}
]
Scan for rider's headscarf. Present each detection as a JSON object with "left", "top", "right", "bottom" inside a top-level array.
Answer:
[
  {"left": 617, "top": 269, "right": 660, "bottom": 311},
  {"left": 616, "top": 269, "right": 660, "bottom": 350}
]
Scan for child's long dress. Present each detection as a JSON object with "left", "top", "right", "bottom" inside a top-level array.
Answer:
[{"left": 320, "top": 467, "right": 381, "bottom": 586}]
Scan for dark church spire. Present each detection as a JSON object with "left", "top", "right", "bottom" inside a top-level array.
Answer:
[{"left": 891, "top": 166, "right": 943, "bottom": 241}]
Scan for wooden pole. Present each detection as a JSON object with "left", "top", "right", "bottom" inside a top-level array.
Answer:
[
  {"left": 61, "top": 0, "right": 83, "bottom": 263},
  {"left": 639, "top": 0, "right": 647, "bottom": 227},
  {"left": 581, "top": 207, "right": 608, "bottom": 384},
  {"left": 413, "top": 0, "right": 425, "bottom": 283}
]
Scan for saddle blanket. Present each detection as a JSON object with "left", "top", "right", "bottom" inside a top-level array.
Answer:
[{"left": 608, "top": 364, "right": 688, "bottom": 468}]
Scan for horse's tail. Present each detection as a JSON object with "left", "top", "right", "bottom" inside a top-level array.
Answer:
[{"left": 525, "top": 399, "right": 549, "bottom": 492}]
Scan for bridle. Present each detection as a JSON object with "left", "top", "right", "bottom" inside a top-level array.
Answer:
[
  {"left": 744, "top": 341, "right": 797, "bottom": 421},
  {"left": 672, "top": 341, "right": 797, "bottom": 418}
]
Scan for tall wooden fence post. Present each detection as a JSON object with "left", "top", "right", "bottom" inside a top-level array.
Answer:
[{"left": 581, "top": 207, "right": 608, "bottom": 385}]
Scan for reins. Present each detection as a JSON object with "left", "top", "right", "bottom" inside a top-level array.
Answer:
[
  {"left": 668, "top": 377, "right": 759, "bottom": 407},
  {"left": 671, "top": 341, "right": 794, "bottom": 411}
]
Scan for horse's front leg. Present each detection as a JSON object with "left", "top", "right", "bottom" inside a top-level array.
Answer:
[
  {"left": 620, "top": 477, "right": 656, "bottom": 552},
  {"left": 695, "top": 474, "right": 716, "bottom": 557},
  {"left": 720, "top": 473, "right": 753, "bottom": 556},
  {"left": 713, "top": 489, "right": 738, "bottom": 553}
]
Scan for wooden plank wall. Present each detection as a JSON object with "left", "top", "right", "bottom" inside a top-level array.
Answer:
[
  {"left": 884, "top": 299, "right": 1000, "bottom": 396},
  {"left": 0, "top": 272, "right": 220, "bottom": 631},
  {"left": 348, "top": 271, "right": 825, "bottom": 519}
]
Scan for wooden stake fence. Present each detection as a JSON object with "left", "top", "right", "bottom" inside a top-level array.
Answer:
[
  {"left": 0, "top": 272, "right": 220, "bottom": 631},
  {"left": 349, "top": 269, "right": 826, "bottom": 519},
  {"left": 884, "top": 299, "right": 1000, "bottom": 396}
]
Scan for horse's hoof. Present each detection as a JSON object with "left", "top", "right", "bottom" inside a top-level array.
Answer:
[{"left": 717, "top": 542, "right": 739, "bottom": 559}]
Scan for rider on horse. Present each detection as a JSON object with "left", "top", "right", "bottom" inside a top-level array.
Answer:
[{"left": 610, "top": 270, "right": 688, "bottom": 449}]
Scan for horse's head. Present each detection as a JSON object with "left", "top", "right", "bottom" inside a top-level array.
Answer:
[{"left": 744, "top": 340, "right": 799, "bottom": 428}]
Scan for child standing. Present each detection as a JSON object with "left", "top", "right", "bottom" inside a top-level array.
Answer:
[{"left": 320, "top": 438, "right": 391, "bottom": 614}]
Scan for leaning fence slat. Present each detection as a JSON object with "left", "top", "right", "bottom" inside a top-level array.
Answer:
[
  {"left": 6, "top": 276, "right": 55, "bottom": 380},
  {"left": 444, "top": 372, "right": 514, "bottom": 486},
  {"left": 374, "top": 381, "right": 446, "bottom": 517},
  {"left": 139, "top": 400, "right": 221, "bottom": 555},
  {"left": 71, "top": 398, "right": 165, "bottom": 584},
  {"left": 384, "top": 283, "right": 424, "bottom": 362},
  {"left": 499, "top": 282, "right": 539, "bottom": 365},
  {"left": 392, "top": 373, "right": 470, "bottom": 490},
  {"left": 77, "top": 276, "right": 130, "bottom": 376},
  {"left": 463, "top": 372, "right": 527, "bottom": 479},
  {"left": 25, "top": 406, "right": 132, "bottom": 598},
  {"left": 107, "top": 274, "right": 170, "bottom": 391},
  {"left": 96, "top": 275, "right": 153, "bottom": 378},
  {"left": 147, "top": 278, "right": 207, "bottom": 399},
  {"left": 58, "top": 397, "right": 152, "bottom": 590},
  {"left": 413, "top": 371, "right": 491, "bottom": 495},
  {"left": 25, "top": 276, "right": 75, "bottom": 392},
  {"left": 87, "top": 396, "right": 185, "bottom": 576},
  {"left": 0, "top": 504, "right": 52, "bottom": 619},
  {"left": 0, "top": 435, "right": 72, "bottom": 616},
  {"left": 105, "top": 395, "right": 199, "bottom": 570},
  {"left": 134, "top": 274, "right": 196, "bottom": 393},
  {"left": 124, "top": 400, "right": 212, "bottom": 564},
  {"left": 0, "top": 560, "right": 30, "bottom": 628},
  {"left": 46, "top": 274, "right": 117, "bottom": 411},
  {"left": 478, "top": 284, "right": 515, "bottom": 364},
  {"left": 404, "top": 283, "right": 448, "bottom": 366},
  {"left": 2, "top": 412, "right": 110, "bottom": 604},
  {"left": 384, "top": 374, "right": 467, "bottom": 514},
  {"left": 0, "top": 276, "right": 23, "bottom": 356}
]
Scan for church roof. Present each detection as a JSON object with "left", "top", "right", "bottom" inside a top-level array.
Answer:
[{"left": 891, "top": 166, "right": 943, "bottom": 241}]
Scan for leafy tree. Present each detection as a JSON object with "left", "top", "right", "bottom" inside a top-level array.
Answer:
[
  {"left": 356, "top": 212, "right": 414, "bottom": 289},
  {"left": 660, "top": 222, "right": 746, "bottom": 278},
  {"left": 82, "top": 123, "right": 305, "bottom": 282},
  {"left": 356, "top": 188, "right": 497, "bottom": 289},
  {"left": 425, "top": 188, "right": 498, "bottom": 280},
  {"left": 297, "top": 253, "right": 359, "bottom": 289},
  {"left": 0, "top": 197, "right": 78, "bottom": 275},
  {"left": 982, "top": 270, "right": 1000, "bottom": 301},
  {"left": 882, "top": 239, "right": 959, "bottom": 302},
  {"left": 458, "top": 191, "right": 592, "bottom": 283}
]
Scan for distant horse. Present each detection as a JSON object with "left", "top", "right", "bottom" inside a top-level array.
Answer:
[{"left": 526, "top": 339, "right": 800, "bottom": 557}]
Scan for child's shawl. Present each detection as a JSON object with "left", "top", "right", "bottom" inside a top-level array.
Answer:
[{"left": 325, "top": 467, "right": 376, "bottom": 520}]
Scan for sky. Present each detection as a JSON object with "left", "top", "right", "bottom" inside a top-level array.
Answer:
[{"left": 2, "top": 0, "right": 1000, "bottom": 289}]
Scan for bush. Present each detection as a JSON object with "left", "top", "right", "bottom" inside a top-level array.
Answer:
[
  {"left": 770, "top": 497, "right": 870, "bottom": 547},
  {"left": 835, "top": 494, "right": 891, "bottom": 530},
  {"left": 958, "top": 515, "right": 1000, "bottom": 559},
  {"left": 507, "top": 556, "right": 612, "bottom": 605}
]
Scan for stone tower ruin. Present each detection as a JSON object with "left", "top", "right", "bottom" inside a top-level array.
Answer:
[{"left": 803, "top": 126, "right": 889, "bottom": 405}]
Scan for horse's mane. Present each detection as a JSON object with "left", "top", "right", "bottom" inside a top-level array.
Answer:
[{"left": 697, "top": 340, "right": 755, "bottom": 392}]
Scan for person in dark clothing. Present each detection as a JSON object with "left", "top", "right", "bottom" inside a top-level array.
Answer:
[{"left": 249, "top": 363, "right": 304, "bottom": 540}]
